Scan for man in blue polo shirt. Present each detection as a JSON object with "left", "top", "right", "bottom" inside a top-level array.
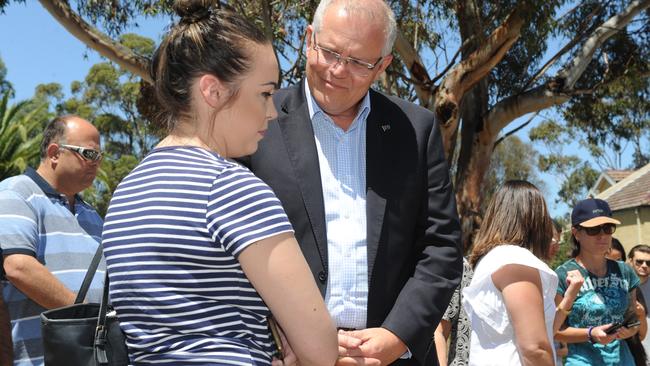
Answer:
[{"left": 0, "top": 115, "right": 105, "bottom": 366}]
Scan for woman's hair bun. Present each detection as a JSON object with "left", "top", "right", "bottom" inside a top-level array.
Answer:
[{"left": 173, "top": 0, "right": 213, "bottom": 24}]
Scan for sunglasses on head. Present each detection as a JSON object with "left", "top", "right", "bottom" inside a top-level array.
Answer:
[
  {"left": 635, "top": 259, "right": 650, "bottom": 266},
  {"left": 60, "top": 144, "right": 103, "bottom": 162},
  {"left": 578, "top": 224, "right": 616, "bottom": 236}
]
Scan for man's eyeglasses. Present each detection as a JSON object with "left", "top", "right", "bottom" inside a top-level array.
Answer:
[
  {"left": 312, "top": 34, "right": 383, "bottom": 77},
  {"left": 578, "top": 224, "right": 616, "bottom": 236},
  {"left": 60, "top": 144, "right": 103, "bottom": 162},
  {"left": 634, "top": 259, "right": 650, "bottom": 267}
]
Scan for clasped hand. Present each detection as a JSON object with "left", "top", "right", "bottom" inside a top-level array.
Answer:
[{"left": 336, "top": 327, "right": 407, "bottom": 366}]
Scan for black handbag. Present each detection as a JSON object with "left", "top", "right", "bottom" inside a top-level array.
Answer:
[{"left": 40, "top": 245, "right": 129, "bottom": 366}]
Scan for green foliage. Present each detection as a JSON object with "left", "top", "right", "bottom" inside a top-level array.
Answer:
[
  {"left": 488, "top": 0, "right": 564, "bottom": 101},
  {"left": 84, "top": 154, "right": 140, "bottom": 217},
  {"left": 62, "top": 35, "right": 160, "bottom": 216},
  {"left": 548, "top": 215, "right": 573, "bottom": 270},
  {"left": 530, "top": 119, "right": 600, "bottom": 206},
  {"left": 562, "top": 68, "right": 650, "bottom": 169},
  {"left": 0, "top": 92, "right": 47, "bottom": 181},
  {"left": 483, "top": 135, "right": 545, "bottom": 209},
  {"left": 1, "top": 0, "right": 647, "bottom": 218},
  {"left": 550, "top": 1, "right": 650, "bottom": 169},
  {"left": 0, "top": 54, "right": 13, "bottom": 97}
]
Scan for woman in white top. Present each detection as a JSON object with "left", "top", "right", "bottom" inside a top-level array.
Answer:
[{"left": 462, "top": 180, "right": 583, "bottom": 366}]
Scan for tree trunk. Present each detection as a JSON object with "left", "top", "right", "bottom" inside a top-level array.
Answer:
[
  {"left": 456, "top": 0, "right": 650, "bottom": 251},
  {"left": 453, "top": 0, "right": 489, "bottom": 252}
]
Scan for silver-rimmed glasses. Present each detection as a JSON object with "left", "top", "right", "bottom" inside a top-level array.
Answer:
[
  {"left": 60, "top": 144, "right": 103, "bottom": 162},
  {"left": 312, "top": 34, "right": 383, "bottom": 77}
]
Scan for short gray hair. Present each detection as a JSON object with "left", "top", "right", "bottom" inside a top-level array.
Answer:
[{"left": 312, "top": 0, "right": 396, "bottom": 56}]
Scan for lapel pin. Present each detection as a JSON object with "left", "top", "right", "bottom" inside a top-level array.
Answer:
[{"left": 380, "top": 124, "right": 391, "bottom": 132}]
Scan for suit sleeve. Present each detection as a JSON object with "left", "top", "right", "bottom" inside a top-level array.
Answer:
[{"left": 382, "top": 115, "right": 462, "bottom": 364}]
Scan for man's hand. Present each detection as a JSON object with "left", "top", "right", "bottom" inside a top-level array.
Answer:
[{"left": 336, "top": 327, "right": 407, "bottom": 366}]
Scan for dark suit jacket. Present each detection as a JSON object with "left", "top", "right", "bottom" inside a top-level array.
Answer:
[{"left": 247, "top": 82, "right": 462, "bottom": 365}]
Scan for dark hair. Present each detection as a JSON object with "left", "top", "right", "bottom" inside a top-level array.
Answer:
[
  {"left": 150, "top": 0, "right": 270, "bottom": 130},
  {"left": 609, "top": 237, "right": 626, "bottom": 261},
  {"left": 40, "top": 116, "right": 68, "bottom": 159},
  {"left": 469, "top": 180, "right": 553, "bottom": 268},
  {"left": 570, "top": 233, "right": 580, "bottom": 258},
  {"left": 629, "top": 244, "right": 650, "bottom": 260}
]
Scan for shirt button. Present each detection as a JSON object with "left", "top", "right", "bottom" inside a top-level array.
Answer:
[{"left": 318, "top": 271, "right": 327, "bottom": 283}]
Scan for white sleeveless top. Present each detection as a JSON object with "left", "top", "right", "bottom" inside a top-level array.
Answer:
[{"left": 462, "top": 245, "right": 558, "bottom": 366}]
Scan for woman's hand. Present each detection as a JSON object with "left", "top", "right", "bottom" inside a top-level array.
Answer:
[
  {"left": 272, "top": 326, "right": 299, "bottom": 366},
  {"left": 635, "top": 300, "right": 646, "bottom": 319},
  {"left": 563, "top": 270, "right": 584, "bottom": 301},
  {"left": 614, "top": 324, "right": 639, "bottom": 340},
  {"left": 590, "top": 324, "right": 618, "bottom": 345}
]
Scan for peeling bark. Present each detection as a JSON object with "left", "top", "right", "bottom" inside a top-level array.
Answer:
[
  {"left": 436, "top": 4, "right": 526, "bottom": 158},
  {"left": 393, "top": 31, "right": 433, "bottom": 107}
]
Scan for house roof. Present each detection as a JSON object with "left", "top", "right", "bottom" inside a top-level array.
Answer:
[
  {"left": 605, "top": 170, "right": 634, "bottom": 182},
  {"left": 596, "top": 163, "right": 650, "bottom": 211},
  {"left": 589, "top": 169, "right": 635, "bottom": 197}
]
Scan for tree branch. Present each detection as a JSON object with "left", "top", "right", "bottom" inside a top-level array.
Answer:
[
  {"left": 522, "top": 10, "right": 601, "bottom": 91},
  {"left": 259, "top": 0, "right": 282, "bottom": 83},
  {"left": 393, "top": 31, "right": 434, "bottom": 108},
  {"left": 434, "top": 2, "right": 527, "bottom": 155},
  {"left": 560, "top": 0, "right": 650, "bottom": 89},
  {"left": 38, "top": 0, "right": 152, "bottom": 83},
  {"left": 485, "top": 0, "right": 650, "bottom": 138},
  {"left": 493, "top": 112, "right": 538, "bottom": 148}
]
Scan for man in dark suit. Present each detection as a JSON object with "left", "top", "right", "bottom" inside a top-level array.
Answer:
[{"left": 248, "top": 0, "right": 462, "bottom": 364}]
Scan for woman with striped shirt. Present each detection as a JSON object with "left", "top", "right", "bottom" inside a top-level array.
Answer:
[{"left": 101, "top": 1, "right": 337, "bottom": 365}]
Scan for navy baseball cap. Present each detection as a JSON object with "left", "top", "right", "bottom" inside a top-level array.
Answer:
[{"left": 571, "top": 198, "right": 621, "bottom": 227}]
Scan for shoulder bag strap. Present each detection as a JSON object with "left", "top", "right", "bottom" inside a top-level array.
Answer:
[
  {"left": 74, "top": 243, "right": 104, "bottom": 304},
  {"left": 94, "top": 272, "right": 111, "bottom": 365}
]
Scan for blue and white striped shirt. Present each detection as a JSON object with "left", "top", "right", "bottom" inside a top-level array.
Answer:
[
  {"left": 0, "top": 168, "right": 105, "bottom": 366},
  {"left": 305, "top": 82, "right": 370, "bottom": 329},
  {"left": 102, "top": 146, "right": 293, "bottom": 365}
]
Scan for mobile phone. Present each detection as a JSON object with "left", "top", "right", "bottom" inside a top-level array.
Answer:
[
  {"left": 625, "top": 320, "right": 641, "bottom": 328},
  {"left": 267, "top": 316, "right": 284, "bottom": 360},
  {"left": 605, "top": 322, "right": 623, "bottom": 335}
]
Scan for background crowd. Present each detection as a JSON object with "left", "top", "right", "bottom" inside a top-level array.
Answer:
[{"left": 0, "top": 0, "right": 647, "bottom": 366}]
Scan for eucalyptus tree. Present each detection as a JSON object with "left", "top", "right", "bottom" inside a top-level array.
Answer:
[{"left": 5, "top": 0, "right": 646, "bottom": 248}]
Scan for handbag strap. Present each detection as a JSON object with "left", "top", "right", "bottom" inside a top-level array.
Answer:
[
  {"left": 74, "top": 243, "right": 104, "bottom": 304},
  {"left": 94, "top": 271, "right": 111, "bottom": 365}
]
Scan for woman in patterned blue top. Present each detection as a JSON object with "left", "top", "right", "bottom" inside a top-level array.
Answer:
[
  {"left": 555, "top": 198, "right": 640, "bottom": 366},
  {"left": 101, "top": 1, "right": 337, "bottom": 365}
]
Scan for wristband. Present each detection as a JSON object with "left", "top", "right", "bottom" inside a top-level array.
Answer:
[{"left": 587, "top": 326, "right": 595, "bottom": 344}]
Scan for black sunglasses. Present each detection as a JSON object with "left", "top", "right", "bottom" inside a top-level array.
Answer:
[
  {"left": 578, "top": 224, "right": 616, "bottom": 236},
  {"left": 60, "top": 144, "right": 103, "bottom": 162},
  {"left": 634, "top": 259, "right": 650, "bottom": 266}
]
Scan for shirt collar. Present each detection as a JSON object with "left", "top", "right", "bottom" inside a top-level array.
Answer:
[
  {"left": 24, "top": 167, "right": 84, "bottom": 204},
  {"left": 304, "top": 79, "right": 371, "bottom": 126}
]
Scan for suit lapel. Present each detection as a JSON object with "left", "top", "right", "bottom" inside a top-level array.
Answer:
[
  {"left": 278, "top": 85, "right": 329, "bottom": 269},
  {"left": 365, "top": 90, "right": 388, "bottom": 285}
]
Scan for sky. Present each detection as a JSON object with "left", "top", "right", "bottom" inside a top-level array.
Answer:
[
  {"left": 0, "top": 2, "right": 168, "bottom": 102},
  {"left": 0, "top": 1, "right": 635, "bottom": 219}
]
